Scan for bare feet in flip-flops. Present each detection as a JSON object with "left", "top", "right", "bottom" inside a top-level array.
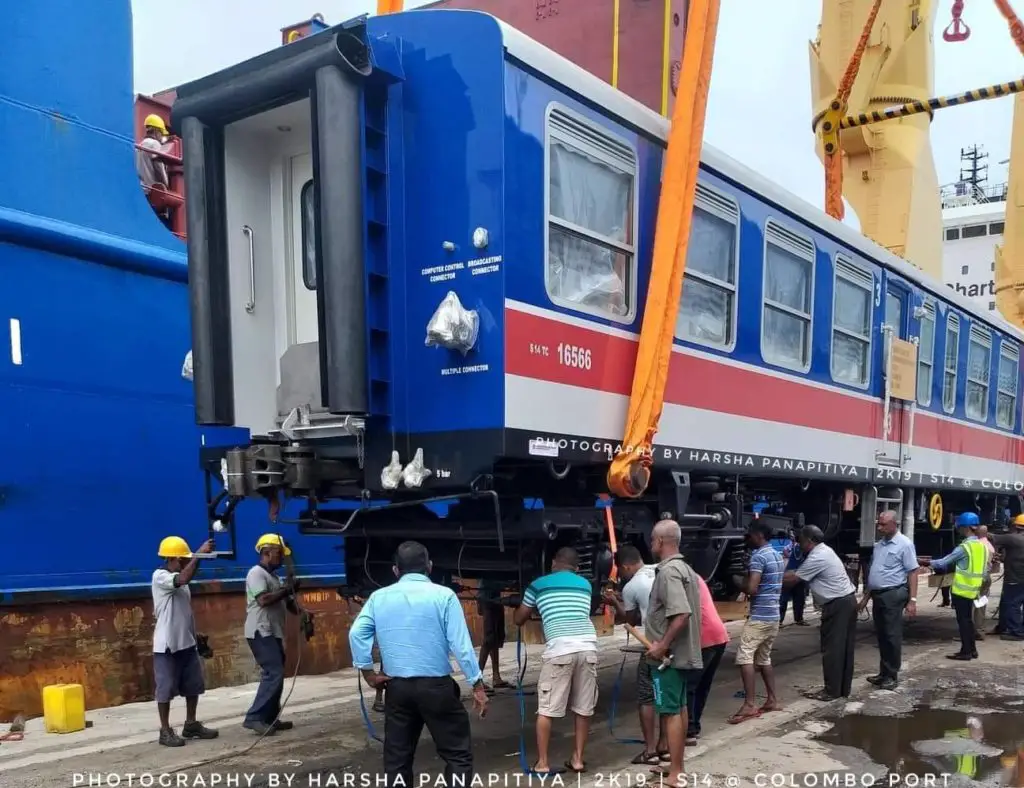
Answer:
[
  {"left": 564, "top": 760, "right": 587, "bottom": 773},
  {"left": 631, "top": 751, "right": 661, "bottom": 766},
  {"left": 759, "top": 701, "right": 784, "bottom": 714},
  {"left": 727, "top": 705, "right": 763, "bottom": 724},
  {"left": 530, "top": 764, "right": 566, "bottom": 777}
]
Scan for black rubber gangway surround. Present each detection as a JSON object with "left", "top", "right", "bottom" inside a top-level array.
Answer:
[{"left": 171, "top": 21, "right": 374, "bottom": 425}]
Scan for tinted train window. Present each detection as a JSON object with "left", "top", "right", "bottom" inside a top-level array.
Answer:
[
  {"left": 991, "top": 222, "right": 1006, "bottom": 235},
  {"left": 997, "top": 342, "right": 1019, "bottom": 429},
  {"left": 945, "top": 228, "right": 960, "bottom": 241},
  {"left": 943, "top": 314, "right": 960, "bottom": 413},
  {"left": 762, "top": 222, "right": 815, "bottom": 372},
  {"left": 963, "top": 224, "right": 987, "bottom": 239},
  {"left": 545, "top": 105, "right": 636, "bottom": 322},
  {"left": 300, "top": 180, "right": 317, "bottom": 290},
  {"left": 676, "top": 185, "right": 739, "bottom": 349},
  {"left": 830, "top": 258, "right": 872, "bottom": 387},
  {"left": 917, "top": 301, "right": 935, "bottom": 406},
  {"left": 965, "top": 325, "right": 992, "bottom": 422}
]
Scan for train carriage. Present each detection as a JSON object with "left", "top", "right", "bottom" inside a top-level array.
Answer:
[{"left": 175, "top": 8, "right": 1024, "bottom": 603}]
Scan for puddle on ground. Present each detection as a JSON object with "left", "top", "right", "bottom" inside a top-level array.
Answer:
[{"left": 817, "top": 704, "right": 1024, "bottom": 783}]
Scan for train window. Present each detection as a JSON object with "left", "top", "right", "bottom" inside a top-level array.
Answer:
[
  {"left": 991, "top": 221, "right": 1006, "bottom": 235},
  {"left": 762, "top": 221, "right": 815, "bottom": 372},
  {"left": 945, "top": 228, "right": 960, "bottom": 241},
  {"left": 676, "top": 184, "right": 739, "bottom": 349},
  {"left": 997, "top": 342, "right": 1019, "bottom": 429},
  {"left": 963, "top": 224, "right": 987, "bottom": 239},
  {"left": 942, "top": 313, "right": 960, "bottom": 413},
  {"left": 965, "top": 325, "right": 992, "bottom": 422},
  {"left": 545, "top": 105, "right": 637, "bottom": 322},
  {"left": 830, "top": 257, "right": 873, "bottom": 387},
  {"left": 300, "top": 180, "right": 317, "bottom": 291},
  {"left": 917, "top": 301, "right": 936, "bottom": 406}
]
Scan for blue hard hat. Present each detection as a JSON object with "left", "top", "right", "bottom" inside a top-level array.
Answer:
[{"left": 956, "top": 512, "right": 980, "bottom": 527}]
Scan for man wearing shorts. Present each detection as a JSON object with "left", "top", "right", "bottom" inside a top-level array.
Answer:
[
  {"left": 514, "top": 547, "right": 598, "bottom": 775},
  {"left": 728, "top": 519, "right": 783, "bottom": 725},
  {"left": 603, "top": 544, "right": 665, "bottom": 765},
  {"left": 644, "top": 520, "right": 703, "bottom": 787},
  {"left": 151, "top": 536, "right": 220, "bottom": 747}
]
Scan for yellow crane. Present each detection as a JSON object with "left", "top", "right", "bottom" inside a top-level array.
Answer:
[
  {"left": 994, "top": 95, "right": 1024, "bottom": 328},
  {"left": 811, "top": 0, "right": 1024, "bottom": 290}
]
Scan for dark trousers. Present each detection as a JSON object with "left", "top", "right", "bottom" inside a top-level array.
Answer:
[
  {"left": 1002, "top": 582, "right": 1024, "bottom": 637},
  {"left": 780, "top": 581, "right": 807, "bottom": 623},
  {"left": 871, "top": 586, "right": 908, "bottom": 680},
  {"left": 820, "top": 593, "right": 857, "bottom": 698},
  {"left": 686, "top": 643, "right": 725, "bottom": 737},
  {"left": 952, "top": 594, "right": 977, "bottom": 655},
  {"left": 384, "top": 676, "right": 472, "bottom": 788},
  {"left": 245, "top": 634, "right": 285, "bottom": 725},
  {"left": 941, "top": 586, "right": 951, "bottom": 605}
]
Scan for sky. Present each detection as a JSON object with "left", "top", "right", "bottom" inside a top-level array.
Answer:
[{"left": 132, "top": 0, "right": 1023, "bottom": 214}]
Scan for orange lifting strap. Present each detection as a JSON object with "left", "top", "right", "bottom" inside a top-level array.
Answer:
[
  {"left": 377, "top": 0, "right": 403, "bottom": 13},
  {"left": 822, "top": 0, "right": 883, "bottom": 221},
  {"left": 607, "top": 0, "right": 722, "bottom": 498},
  {"left": 995, "top": 0, "right": 1024, "bottom": 55}
]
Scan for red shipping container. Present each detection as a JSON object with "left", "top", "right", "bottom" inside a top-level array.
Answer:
[{"left": 424, "top": 0, "right": 688, "bottom": 116}]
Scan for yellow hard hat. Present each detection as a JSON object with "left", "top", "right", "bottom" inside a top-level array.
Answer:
[
  {"left": 255, "top": 533, "right": 292, "bottom": 556},
  {"left": 1013, "top": 514, "right": 1024, "bottom": 527},
  {"left": 158, "top": 536, "right": 192, "bottom": 559},
  {"left": 143, "top": 113, "right": 168, "bottom": 134}
]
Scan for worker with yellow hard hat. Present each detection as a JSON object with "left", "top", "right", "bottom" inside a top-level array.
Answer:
[
  {"left": 136, "top": 112, "right": 171, "bottom": 194},
  {"left": 152, "top": 534, "right": 219, "bottom": 748},
  {"left": 991, "top": 513, "right": 1024, "bottom": 640},
  {"left": 242, "top": 533, "right": 299, "bottom": 736}
]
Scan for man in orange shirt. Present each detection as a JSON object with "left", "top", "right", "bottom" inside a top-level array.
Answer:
[{"left": 683, "top": 573, "right": 729, "bottom": 745}]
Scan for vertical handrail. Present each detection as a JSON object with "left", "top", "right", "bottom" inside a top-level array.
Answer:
[{"left": 242, "top": 225, "right": 256, "bottom": 314}]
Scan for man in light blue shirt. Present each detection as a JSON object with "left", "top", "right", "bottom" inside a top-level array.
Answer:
[
  {"left": 349, "top": 541, "right": 488, "bottom": 787},
  {"left": 856, "top": 511, "right": 918, "bottom": 690}
]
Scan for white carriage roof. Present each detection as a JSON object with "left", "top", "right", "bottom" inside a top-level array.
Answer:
[{"left": 420, "top": 9, "right": 1024, "bottom": 342}]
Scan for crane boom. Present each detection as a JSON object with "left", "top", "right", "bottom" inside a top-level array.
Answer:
[{"left": 810, "top": 0, "right": 943, "bottom": 279}]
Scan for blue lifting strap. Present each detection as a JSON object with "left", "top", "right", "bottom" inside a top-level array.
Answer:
[
  {"left": 608, "top": 630, "right": 645, "bottom": 745},
  {"left": 357, "top": 671, "right": 384, "bottom": 744}
]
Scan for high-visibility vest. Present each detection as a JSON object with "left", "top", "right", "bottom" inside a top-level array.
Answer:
[
  {"left": 952, "top": 540, "right": 987, "bottom": 600},
  {"left": 945, "top": 729, "right": 978, "bottom": 777}
]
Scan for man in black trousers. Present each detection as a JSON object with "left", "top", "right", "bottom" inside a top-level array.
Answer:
[
  {"left": 349, "top": 542, "right": 489, "bottom": 787},
  {"left": 783, "top": 526, "right": 858, "bottom": 701},
  {"left": 857, "top": 511, "right": 919, "bottom": 690}
]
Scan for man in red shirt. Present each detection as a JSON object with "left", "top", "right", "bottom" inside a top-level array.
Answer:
[{"left": 682, "top": 573, "right": 729, "bottom": 745}]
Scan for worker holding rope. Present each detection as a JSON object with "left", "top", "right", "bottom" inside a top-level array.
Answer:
[
  {"left": 242, "top": 534, "right": 302, "bottom": 736},
  {"left": 349, "top": 541, "right": 488, "bottom": 788}
]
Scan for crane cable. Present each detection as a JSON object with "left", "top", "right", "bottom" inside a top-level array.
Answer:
[
  {"left": 820, "top": 0, "right": 883, "bottom": 222},
  {"left": 606, "top": 0, "right": 721, "bottom": 498}
]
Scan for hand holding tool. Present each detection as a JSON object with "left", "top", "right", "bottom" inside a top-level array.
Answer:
[{"left": 624, "top": 624, "right": 672, "bottom": 671}]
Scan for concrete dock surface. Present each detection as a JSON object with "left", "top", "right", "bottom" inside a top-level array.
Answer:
[{"left": 3, "top": 582, "right": 1022, "bottom": 788}]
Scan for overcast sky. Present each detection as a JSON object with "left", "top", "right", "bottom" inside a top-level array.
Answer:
[{"left": 132, "top": 0, "right": 1021, "bottom": 214}]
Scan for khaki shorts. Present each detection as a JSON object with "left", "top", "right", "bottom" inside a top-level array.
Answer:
[
  {"left": 537, "top": 651, "right": 599, "bottom": 718},
  {"left": 735, "top": 620, "right": 779, "bottom": 667}
]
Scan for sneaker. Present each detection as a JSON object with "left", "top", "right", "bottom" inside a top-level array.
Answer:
[
  {"left": 242, "top": 720, "right": 276, "bottom": 735},
  {"left": 271, "top": 720, "right": 294, "bottom": 731},
  {"left": 182, "top": 721, "right": 219, "bottom": 740},
  {"left": 159, "top": 728, "right": 185, "bottom": 747}
]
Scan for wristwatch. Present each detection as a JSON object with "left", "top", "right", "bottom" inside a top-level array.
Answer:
[{"left": 909, "top": 597, "right": 917, "bottom": 603}]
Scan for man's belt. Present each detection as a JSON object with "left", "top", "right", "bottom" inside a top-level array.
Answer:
[{"left": 870, "top": 586, "right": 906, "bottom": 595}]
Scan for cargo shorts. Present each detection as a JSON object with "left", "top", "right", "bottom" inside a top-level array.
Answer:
[
  {"left": 735, "top": 620, "right": 779, "bottom": 667},
  {"left": 537, "top": 651, "right": 599, "bottom": 718}
]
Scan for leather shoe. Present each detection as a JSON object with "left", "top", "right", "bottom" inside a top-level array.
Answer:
[
  {"left": 946, "top": 653, "right": 971, "bottom": 661},
  {"left": 875, "top": 677, "right": 898, "bottom": 690},
  {"left": 866, "top": 675, "right": 883, "bottom": 685}
]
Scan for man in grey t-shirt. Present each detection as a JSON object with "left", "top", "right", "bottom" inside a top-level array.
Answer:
[
  {"left": 151, "top": 535, "right": 219, "bottom": 747},
  {"left": 242, "top": 534, "right": 299, "bottom": 735},
  {"left": 784, "top": 526, "right": 857, "bottom": 701}
]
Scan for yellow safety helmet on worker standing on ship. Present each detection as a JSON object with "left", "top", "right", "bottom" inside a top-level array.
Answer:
[
  {"left": 1013, "top": 514, "right": 1024, "bottom": 528},
  {"left": 255, "top": 533, "right": 292, "bottom": 556},
  {"left": 143, "top": 113, "right": 168, "bottom": 135},
  {"left": 157, "top": 535, "right": 193, "bottom": 559}
]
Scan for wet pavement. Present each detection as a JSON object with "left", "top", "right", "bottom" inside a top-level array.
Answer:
[{"left": 4, "top": 588, "right": 1024, "bottom": 788}]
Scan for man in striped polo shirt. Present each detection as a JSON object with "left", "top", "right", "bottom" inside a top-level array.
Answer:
[{"left": 514, "top": 547, "right": 597, "bottom": 776}]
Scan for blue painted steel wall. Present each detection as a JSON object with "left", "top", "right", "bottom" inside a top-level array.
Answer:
[{"left": 0, "top": 1, "right": 345, "bottom": 597}]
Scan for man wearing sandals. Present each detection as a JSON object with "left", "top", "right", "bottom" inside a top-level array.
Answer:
[
  {"left": 514, "top": 547, "right": 598, "bottom": 776},
  {"left": 728, "top": 520, "right": 784, "bottom": 725},
  {"left": 644, "top": 520, "right": 703, "bottom": 787},
  {"left": 602, "top": 545, "right": 667, "bottom": 766}
]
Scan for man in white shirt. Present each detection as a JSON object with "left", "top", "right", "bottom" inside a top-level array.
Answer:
[
  {"left": 603, "top": 545, "right": 665, "bottom": 766},
  {"left": 152, "top": 535, "right": 219, "bottom": 747}
]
